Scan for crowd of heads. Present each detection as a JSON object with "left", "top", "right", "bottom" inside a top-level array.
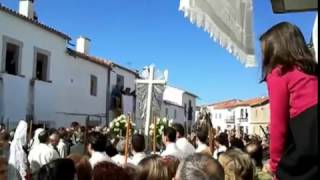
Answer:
[{"left": 0, "top": 120, "right": 273, "bottom": 180}]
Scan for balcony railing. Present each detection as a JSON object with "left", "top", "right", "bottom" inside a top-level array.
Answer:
[
  {"left": 238, "top": 117, "right": 248, "bottom": 122},
  {"left": 225, "top": 116, "right": 235, "bottom": 123}
]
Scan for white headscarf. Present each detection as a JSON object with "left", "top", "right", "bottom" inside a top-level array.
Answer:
[
  {"left": 8, "top": 120, "right": 28, "bottom": 180},
  {"left": 30, "top": 128, "right": 44, "bottom": 150}
]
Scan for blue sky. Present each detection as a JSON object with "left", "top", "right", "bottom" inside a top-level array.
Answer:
[{"left": 1, "top": 0, "right": 316, "bottom": 105}]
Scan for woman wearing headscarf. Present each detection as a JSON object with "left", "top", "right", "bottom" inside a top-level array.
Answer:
[{"left": 8, "top": 120, "right": 29, "bottom": 180}]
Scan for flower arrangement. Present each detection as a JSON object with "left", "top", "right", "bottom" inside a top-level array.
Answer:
[
  {"left": 109, "top": 114, "right": 135, "bottom": 137},
  {"left": 149, "top": 118, "right": 173, "bottom": 145}
]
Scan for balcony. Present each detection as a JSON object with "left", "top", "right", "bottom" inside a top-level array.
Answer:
[
  {"left": 225, "top": 116, "right": 235, "bottom": 123},
  {"left": 238, "top": 117, "right": 248, "bottom": 122}
]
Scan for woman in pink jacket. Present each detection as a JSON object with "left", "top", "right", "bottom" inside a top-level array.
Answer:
[{"left": 260, "top": 22, "right": 318, "bottom": 180}]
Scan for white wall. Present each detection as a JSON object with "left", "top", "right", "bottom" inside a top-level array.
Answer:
[
  {"left": 163, "top": 86, "right": 184, "bottom": 106},
  {"left": 161, "top": 103, "right": 184, "bottom": 123},
  {"left": 209, "top": 108, "right": 230, "bottom": 131},
  {"left": 0, "top": 10, "right": 110, "bottom": 127}
]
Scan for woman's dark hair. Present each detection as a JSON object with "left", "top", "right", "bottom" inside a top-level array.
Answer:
[
  {"left": 260, "top": 22, "right": 317, "bottom": 82},
  {"left": 37, "top": 159, "right": 76, "bottom": 180},
  {"left": 92, "top": 161, "right": 131, "bottom": 180}
]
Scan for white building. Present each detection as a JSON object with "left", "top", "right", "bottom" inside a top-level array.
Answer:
[
  {"left": 161, "top": 86, "right": 197, "bottom": 131},
  {"left": 205, "top": 97, "right": 269, "bottom": 135},
  {"left": 0, "top": 1, "right": 137, "bottom": 128},
  {"left": 207, "top": 99, "right": 241, "bottom": 131}
]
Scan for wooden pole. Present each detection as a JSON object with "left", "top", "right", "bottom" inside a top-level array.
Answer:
[
  {"left": 208, "top": 127, "right": 213, "bottom": 155},
  {"left": 152, "top": 116, "right": 157, "bottom": 154},
  {"left": 28, "top": 120, "right": 33, "bottom": 144},
  {"left": 6, "top": 118, "right": 9, "bottom": 131},
  {"left": 84, "top": 116, "right": 89, "bottom": 155},
  {"left": 124, "top": 114, "right": 131, "bottom": 165}
]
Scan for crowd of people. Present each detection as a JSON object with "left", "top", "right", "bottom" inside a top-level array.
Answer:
[
  {"left": 0, "top": 20, "right": 318, "bottom": 180},
  {"left": 0, "top": 120, "right": 274, "bottom": 180}
]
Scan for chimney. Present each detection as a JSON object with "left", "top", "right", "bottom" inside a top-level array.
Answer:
[
  {"left": 76, "top": 36, "right": 90, "bottom": 54},
  {"left": 19, "top": 0, "right": 34, "bottom": 19}
]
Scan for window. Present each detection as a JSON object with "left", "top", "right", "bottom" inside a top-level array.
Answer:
[
  {"left": 116, "top": 74, "right": 124, "bottom": 90},
  {"left": 165, "top": 108, "right": 169, "bottom": 118},
  {"left": 219, "top": 113, "right": 222, "bottom": 119},
  {"left": 5, "top": 43, "right": 20, "bottom": 75},
  {"left": 240, "top": 109, "right": 244, "bottom": 118},
  {"left": 174, "top": 109, "right": 177, "bottom": 119},
  {"left": 34, "top": 48, "right": 50, "bottom": 81},
  {"left": 2, "top": 36, "right": 23, "bottom": 75},
  {"left": 90, "top": 75, "right": 97, "bottom": 96},
  {"left": 245, "top": 109, "right": 248, "bottom": 118}
]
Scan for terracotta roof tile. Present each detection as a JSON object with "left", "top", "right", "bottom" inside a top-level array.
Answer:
[
  {"left": 206, "top": 99, "right": 241, "bottom": 107},
  {"left": 210, "top": 97, "right": 269, "bottom": 110},
  {"left": 0, "top": 4, "right": 71, "bottom": 40},
  {"left": 67, "top": 48, "right": 112, "bottom": 68}
]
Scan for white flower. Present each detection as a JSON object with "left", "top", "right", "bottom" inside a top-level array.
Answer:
[
  {"left": 114, "top": 128, "right": 119, "bottom": 132},
  {"left": 150, "top": 124, "right": 155, "bottom": 129},
  {"left": 149, "top": 130, "right": 153, "bottom": 135},
  {"left": 159, "top": 125, "right": 164, "bottom": 132},
  {"left": 162, "top": 118, "right": 167, "bottom": 123},
  {"left": 169, "top": 119, "right": 173, "bottom": 126},
  {"left": 115, "top": 122, "right": 120, "bottom": 127},
  {"left": 109, "top": 122, "right": 114, "bottom": 128}
]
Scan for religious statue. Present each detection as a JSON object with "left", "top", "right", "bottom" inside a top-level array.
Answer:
[
  {"left": 192, "top": 107, "right": 215, "bottom": 154},
  {"left": 192, "top": 107, "right": 212, "bottom": 133}
]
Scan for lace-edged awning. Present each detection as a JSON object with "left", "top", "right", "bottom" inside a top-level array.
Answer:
[{"left": 179, "top": 0, "right": 256, "bottom": 67}]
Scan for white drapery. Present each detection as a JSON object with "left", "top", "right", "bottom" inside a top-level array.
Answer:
[
  {"left": 8, "top": 120, "right": 28, "bottom": 180},
  {"left": 179, "top": 0, "right": 256, "bottom": 67}
]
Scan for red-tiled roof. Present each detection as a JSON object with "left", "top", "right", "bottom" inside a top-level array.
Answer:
[
  {"left": 0, "top": 4, "right": 71, "bottom": 40},
  {"left": 67, "top": 48, "right": 112, "bottom": 68},
  {"left": 245, "top": 97, "right": 269, "bottom": 107},
  {"left": 67, "top": 48, "right": 139, "bottom": 76},
  {"left": 210, "top": 97, "right": 269, "bottom": 110},
  {"left": 214, "top": 99, "right": 243, "bottom": 109},
  {"left": 206, "top": 99, "right": 241, "bottom": 107}
]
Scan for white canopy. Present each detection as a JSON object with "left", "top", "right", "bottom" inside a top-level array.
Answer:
[{"left": 179, "top": 0, "right": 256, "bottom": 67}]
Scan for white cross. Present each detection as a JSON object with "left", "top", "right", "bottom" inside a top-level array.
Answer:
[{"left": 136, "top": 65, "right": 168, "bottom": 147}]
